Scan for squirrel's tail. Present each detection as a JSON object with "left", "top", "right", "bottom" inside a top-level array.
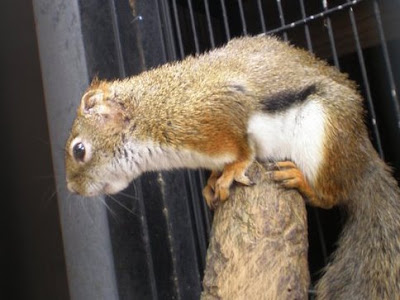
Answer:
[{"left": 316, "top": 159, "right": 400, "bottom": 299}]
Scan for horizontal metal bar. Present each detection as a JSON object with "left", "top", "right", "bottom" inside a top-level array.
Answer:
[{"left": 267, "top": 0, "right": 365, "bottom": 35}]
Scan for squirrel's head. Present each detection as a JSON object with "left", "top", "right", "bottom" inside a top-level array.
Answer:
[{"left": 65, "top": 81, "right": 136, "bottom": 197}]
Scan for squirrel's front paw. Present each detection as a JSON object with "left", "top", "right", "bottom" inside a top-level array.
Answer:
[
  {"left": 214, "top": 177, "right": 231, "bottom": 203},
  {"left": 202, "top": 171, "right": 220, "bottom": 209},
  {"left": 202, "top": 171, "right": 233, "bottom": 209},
  {"left": 202, "top": 172, "right": 232, "bottom": 208},
  {"left": 202, "top": 169, "right": 254, "bottom": 209}
]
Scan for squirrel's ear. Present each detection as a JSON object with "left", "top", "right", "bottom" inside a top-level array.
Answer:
[
  {"left": 79, "top": 88, "right": 126, "bottom": 127},
  {"left": 79, "top": 89, "right": 112, "bottom": 116}
]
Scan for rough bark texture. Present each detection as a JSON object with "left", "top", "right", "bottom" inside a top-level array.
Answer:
[{"left": 202, "top": 162, "right": 310, "bottom": 300}]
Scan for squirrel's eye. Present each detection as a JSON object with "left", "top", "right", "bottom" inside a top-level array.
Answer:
[
  {"left": 73, "top": 142, "right": 86, "bottom": 162},
  {"left": 69, "top": 137, "right": 92, "bottom": 164}
]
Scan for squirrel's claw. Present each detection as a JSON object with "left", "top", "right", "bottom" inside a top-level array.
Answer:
[
  {"left": 214, "top": 178, "right": 231, "bottom": 202},
  {"left": 202, "top": 171, "right": 220, "bottom": 209},
  {"left": 202, "top": 185, "right": 217, "bottom": 209},
  {"left": 202, "top": 177, "right": 236, "bottom": 209},
  {"left": 268, "top": 161, "right": 306, "bottom": 189},
  {"left": 202, "top": 166, "right": 254, "bottom": 209},
  {"left": 269, "top": 161, "right": 319, "bottom": 203},
  {"left": 234, "top": 173, "right": 255, "bottom": 186}
]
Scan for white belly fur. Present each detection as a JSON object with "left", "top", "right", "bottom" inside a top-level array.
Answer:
[
  {"left": 247, "top": 100, "right": 326, "bottom": 183},
  {"left": 122, "top": 140, "right": 235, "bottom": 178}
]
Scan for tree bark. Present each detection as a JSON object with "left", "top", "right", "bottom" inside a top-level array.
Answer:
[{"left": 202, "top": 162, "right": 310, "bottom": 300}]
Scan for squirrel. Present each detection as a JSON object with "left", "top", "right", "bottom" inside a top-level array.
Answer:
[{"left": 65, "top": 35, "right": 400, "bottom": 299}]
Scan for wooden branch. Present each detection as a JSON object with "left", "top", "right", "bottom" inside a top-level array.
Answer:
[{"left": 202, "top": 162, "right": 309, "bottom": 299}]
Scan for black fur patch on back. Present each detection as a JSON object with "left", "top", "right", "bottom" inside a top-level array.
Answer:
[{"left": 261, "top": 84, "right": 317, "bottom": 112}]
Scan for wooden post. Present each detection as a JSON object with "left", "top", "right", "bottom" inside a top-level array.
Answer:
[{"left": 202, "top": 162, "right": 310, "bottom": 299}]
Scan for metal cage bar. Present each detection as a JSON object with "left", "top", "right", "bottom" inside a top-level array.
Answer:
[
  {"left": 347, "top": 3, "right": 384, "bottom": 157},
  {"left": 299, "top": 0, "right": 313, "bottom": 52},
  {"left": 257, "top": 0, "right": 267, "bottom": 33},
  {"left": 295, "top": 1, "right": 329, "bottom": 267},
  {"left": 171, "top": 0, "right": 185, "bottom": 59},
  {"left": 237, "top": 0, "right": 248, "bottom": 35},
  {"left": 322, "top": 0, "right": 340, "bottom": 68},
  {"left": 267, "top": 0, "right": 364, "bottom": 37},
  {"left": 276, "top": 0, "right": 288, "bottom": 41},
  {"left": 187, "top": 0, "right": 200, "bottom": 53},
  {"left": 373, "top": 1, "right": 400, "bottom": 129},
  {"left": 32, "top": 0, "right": 120, "bottom": 298},
  {"left": 219, "top": 0, "right": 231, "bottom": 40},
  {"left": 203, "top": 0, "right": 215, "bottom": 48},
  {"left": 160, "top": 0, "right": 213, "bottom": 277}
]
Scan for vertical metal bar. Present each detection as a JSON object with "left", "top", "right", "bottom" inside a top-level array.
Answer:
[
  {"left": 237, "top": 0, "right": 247, "bottom": 35},
  {"left": 171, "top": 0, "right": 185, "bottom": 58},
  {"left": 133, "top": 182, "right": 159, "bottom": 299},
  {"left": 219, "top": 0, "right": 231, "bottom": 40},
  {"left": 155, "top": 2, "right": 204, "bottom": 297},
  {"left": 108, "top": 0, "right": 126, "bottom": 77},
  {"left": 373, "top": 0, "right": 400, "bottom": 129},
  {"left": 297, "top": 0, "right": 329, "bottom": 266},
  {"left": 157, "top": 0, "right": 178, "bottom": 62},
  {"left": 196, "top": 0, "right": 216, "bottom": 233},
  {"left": 322, "top": 0, "right": 340, "bottom": 69},
  {"left": 347, "top": 5, "right": 384, "bottom": 157},
  {"left": 159, "top": 0, "right": 210, "bottom": 279},
  {"left": 186, "top": 170, "right": 208, "bottom": 271},
  {"left": 299, "top": 0, "right": 313, "bottom": 53},
  {"left": 276, "top": 0, "right": 288, "bottom": 41},
  {"left": 203, "top": 0, "right": 215, "bottom": 48},
  {"left": 256, "top": 0, "right": 267, "bottom": 33},
  {"left": 312, "top": 208, "right": 328, "bottom": 265},
  {"left": 32, "top": 0, "right": 119, "bottom": 299},
  {"left": 188, "top": 169, "right": 211, "bottom": 261},
  {"left": 126, "top": 2, "right": 174, "bottom": 296},
  {"left": 198, "top": 172, "right": 212, "bottom": 238},
  {"left": 187, "top": 0, "right": 200, "bottom": 53}
]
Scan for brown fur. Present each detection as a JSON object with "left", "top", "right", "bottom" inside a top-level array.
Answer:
[{"left": 65, "top": 35, "right": 400, "bottom": 298}]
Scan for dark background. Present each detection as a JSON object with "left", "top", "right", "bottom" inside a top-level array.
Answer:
[{"left": 0, "top": 0, "right": 69, "bottom": 299}]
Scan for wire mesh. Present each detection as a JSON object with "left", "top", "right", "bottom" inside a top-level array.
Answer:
[{"left": 158, "top": 0, "right": 400, "bottom": 288}]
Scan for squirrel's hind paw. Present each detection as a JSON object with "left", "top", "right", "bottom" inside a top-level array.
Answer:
[{"left": 269, "top": 161, "right": 316, "bottom": 200}]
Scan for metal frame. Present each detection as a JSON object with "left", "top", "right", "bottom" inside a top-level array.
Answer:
[{"left": 32, "top": 0, "right": 119, "bottom": 299}]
